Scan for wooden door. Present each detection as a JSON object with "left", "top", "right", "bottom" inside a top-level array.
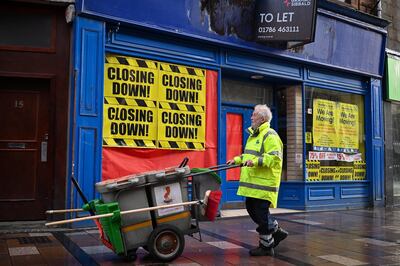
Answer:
[{"left": 0, "top": 77, "right": 52, "bottom": 220}]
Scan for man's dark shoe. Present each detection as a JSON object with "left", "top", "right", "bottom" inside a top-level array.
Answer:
[
  {"left": 249, "top": 246, "right": 274, "bottom": 256},
  {"left": 273, "top": 227, "right": 288, "bottom": 248}
]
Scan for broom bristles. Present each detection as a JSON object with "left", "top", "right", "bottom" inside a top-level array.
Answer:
[{"left": 204, "top": 190, "right": 222, "bottom": 221}]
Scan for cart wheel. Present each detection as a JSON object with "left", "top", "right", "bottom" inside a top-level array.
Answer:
[
  {"left": 124, "top": 248, "right": 137, "bottom": 262},
  {"left": 147, "top": 224, "right": 185, "bottom": 262}
]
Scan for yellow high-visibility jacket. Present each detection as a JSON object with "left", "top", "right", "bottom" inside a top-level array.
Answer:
[{"left": 234, "top": 122, "right": 283, "bottom": 208}]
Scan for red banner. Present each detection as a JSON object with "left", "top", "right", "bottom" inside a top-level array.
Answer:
[{"left": 102, "top": 70, "right": 218, "bottom": 180}]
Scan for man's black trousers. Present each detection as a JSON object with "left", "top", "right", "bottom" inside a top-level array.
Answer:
[{"left": 245, "top": 197, "right": 277, "bottom": 235}]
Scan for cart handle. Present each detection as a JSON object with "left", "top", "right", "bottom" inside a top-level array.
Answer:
[
  {"left": 208, "top": 164, "right": 232, "bottom": 170},
  {"left": 45, "top": 200, "right": 202, "bottom": 226},
  {"left": 184, "top": 164, "right": 242, "bottom": 178}
]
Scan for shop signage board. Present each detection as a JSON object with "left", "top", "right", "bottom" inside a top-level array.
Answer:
[
  {"left": 386, "top": 53, "right": 400, "bottom": 102},
  {"left": 255, "top": 0, "right": 317, "bottom": 42}
]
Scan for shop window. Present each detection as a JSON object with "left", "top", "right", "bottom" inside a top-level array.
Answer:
[
  {"left": 305, "top": 87, "right": 366, "bottom": 182},
  {"left": 0, "top": 7, "right": 55, "bottom": 52},
  {"left": 222, "top": 78, "right": 273, "bottom": 105}
]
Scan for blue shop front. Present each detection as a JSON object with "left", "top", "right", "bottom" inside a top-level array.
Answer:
[{"left": 70, "top": 0, "right": 387, "bottom": 211}]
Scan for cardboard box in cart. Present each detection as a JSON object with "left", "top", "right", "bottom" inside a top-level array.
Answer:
[{"left": 95, "top": 166, "right": 192, "bottom": 254}]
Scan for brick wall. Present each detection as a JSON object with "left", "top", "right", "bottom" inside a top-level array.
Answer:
[
  {"left": 329, "top": 0, "right": 376, "bottom": 13},
  {"left": 285, "top": 86, "right": 303, "bottom": 181},
  {"left": 382, "top": 0, "right": 400, "bottom": 52}
]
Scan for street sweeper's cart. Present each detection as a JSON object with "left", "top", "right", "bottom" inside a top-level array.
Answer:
[
  {"left": 94, "top": 165, "right": 196, "bottom": 262},
  {"left": 46, "top": 163, "right": 238, "bottom": 262}
]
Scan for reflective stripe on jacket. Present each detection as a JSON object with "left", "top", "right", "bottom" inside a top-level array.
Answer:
[{"left": 234, "top": 122, "right": 283, "bottom": 208}]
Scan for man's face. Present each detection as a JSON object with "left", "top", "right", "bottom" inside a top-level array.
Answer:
[{"left": 251, "top": 110, "right": 264, "bottom": 129}]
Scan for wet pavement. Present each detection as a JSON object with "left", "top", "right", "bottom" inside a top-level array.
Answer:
[{"left": 1, "top": 207, "right": 400, "bottom": 265}]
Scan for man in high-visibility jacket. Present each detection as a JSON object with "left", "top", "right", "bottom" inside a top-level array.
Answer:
[{"left": 227, "top": 104, "right": 288, "bottom": 256}]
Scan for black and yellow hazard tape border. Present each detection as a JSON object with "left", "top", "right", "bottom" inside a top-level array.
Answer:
[
  {"left": 158, "top": 140, "right": 204, "bottom": 150},
  {"left": 103, "top": 138, "right": 205, "bottom": 150},
  {"left": 104, "top": 96, "right": 157, "bottom": 108},
  {"left": 105, "top": 54, "right": 206, "bottom": 78},
  {"left": 105, "top": 55, "right": 158, "bottom": 70},
  {"left": 103, "top": 138, "right": 157, "bottom": 148},
  {"left": 158, "top": 102, "right": 205, "bottom": 113},
  {"left": 160, "top": 63, "right": 205, "bottom": 77}
]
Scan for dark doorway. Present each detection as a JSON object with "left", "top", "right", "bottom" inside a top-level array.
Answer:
[
  {"left": 0, "top": 2, "right": 71, "bottom": 220},
  {"left": 0, "top": 78, "right": 52, "bottom": 220}
]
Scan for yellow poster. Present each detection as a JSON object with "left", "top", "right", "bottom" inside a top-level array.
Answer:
[
  {"left": 335, "top": 167, "right": 353, "bottom": 181},
  {"left": 319, "top": 166, "right": 336, "bottom": 181},
  {"left": 157, "top": 109, "right": 205, "bottom": 149},
  {"left": 337, "top": 103, "right": 359, "bottom": 152},
  {"left": 103, "top": 104, "right": 157, "bottom": 147},
  {"left": 103, "top": 54, "right": 206, "bottom": 150},
  {"left": 312, "top": 99, "right": 337, "bottom": 150},
  {"left": 159, "top": 63, "right": 206, "bottom": 106},
  {"left": 104, "top": 58, "right": 158, "bottom": 100},
  {"left": 306, "top": 160, "right": 320, "bottom": 181},
  {"left": 305, "top": 132, "right": 312, "bottom": 144},
  {"left": 353, "top": 161, "right": 366, "bottom": 180}
]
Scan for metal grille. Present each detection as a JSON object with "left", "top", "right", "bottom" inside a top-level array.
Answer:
[{"left": 16, "top": 236, "right": 52, "bottom": 244}]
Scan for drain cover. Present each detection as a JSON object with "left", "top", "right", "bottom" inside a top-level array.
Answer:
[{"left": 16, "top": 236, "right": 52, "bottom": 244}]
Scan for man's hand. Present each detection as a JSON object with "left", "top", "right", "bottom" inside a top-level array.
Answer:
[
  {"left": 226, "top": 160, "right": 235, "bottom": 165},
  {"left": 243, "top": 160, "right": 254, "bottom": 167}
]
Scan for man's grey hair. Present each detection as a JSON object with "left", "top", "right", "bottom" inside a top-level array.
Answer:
[{"left": 254, "top": 104, "right": 272, "bottom": 123}]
